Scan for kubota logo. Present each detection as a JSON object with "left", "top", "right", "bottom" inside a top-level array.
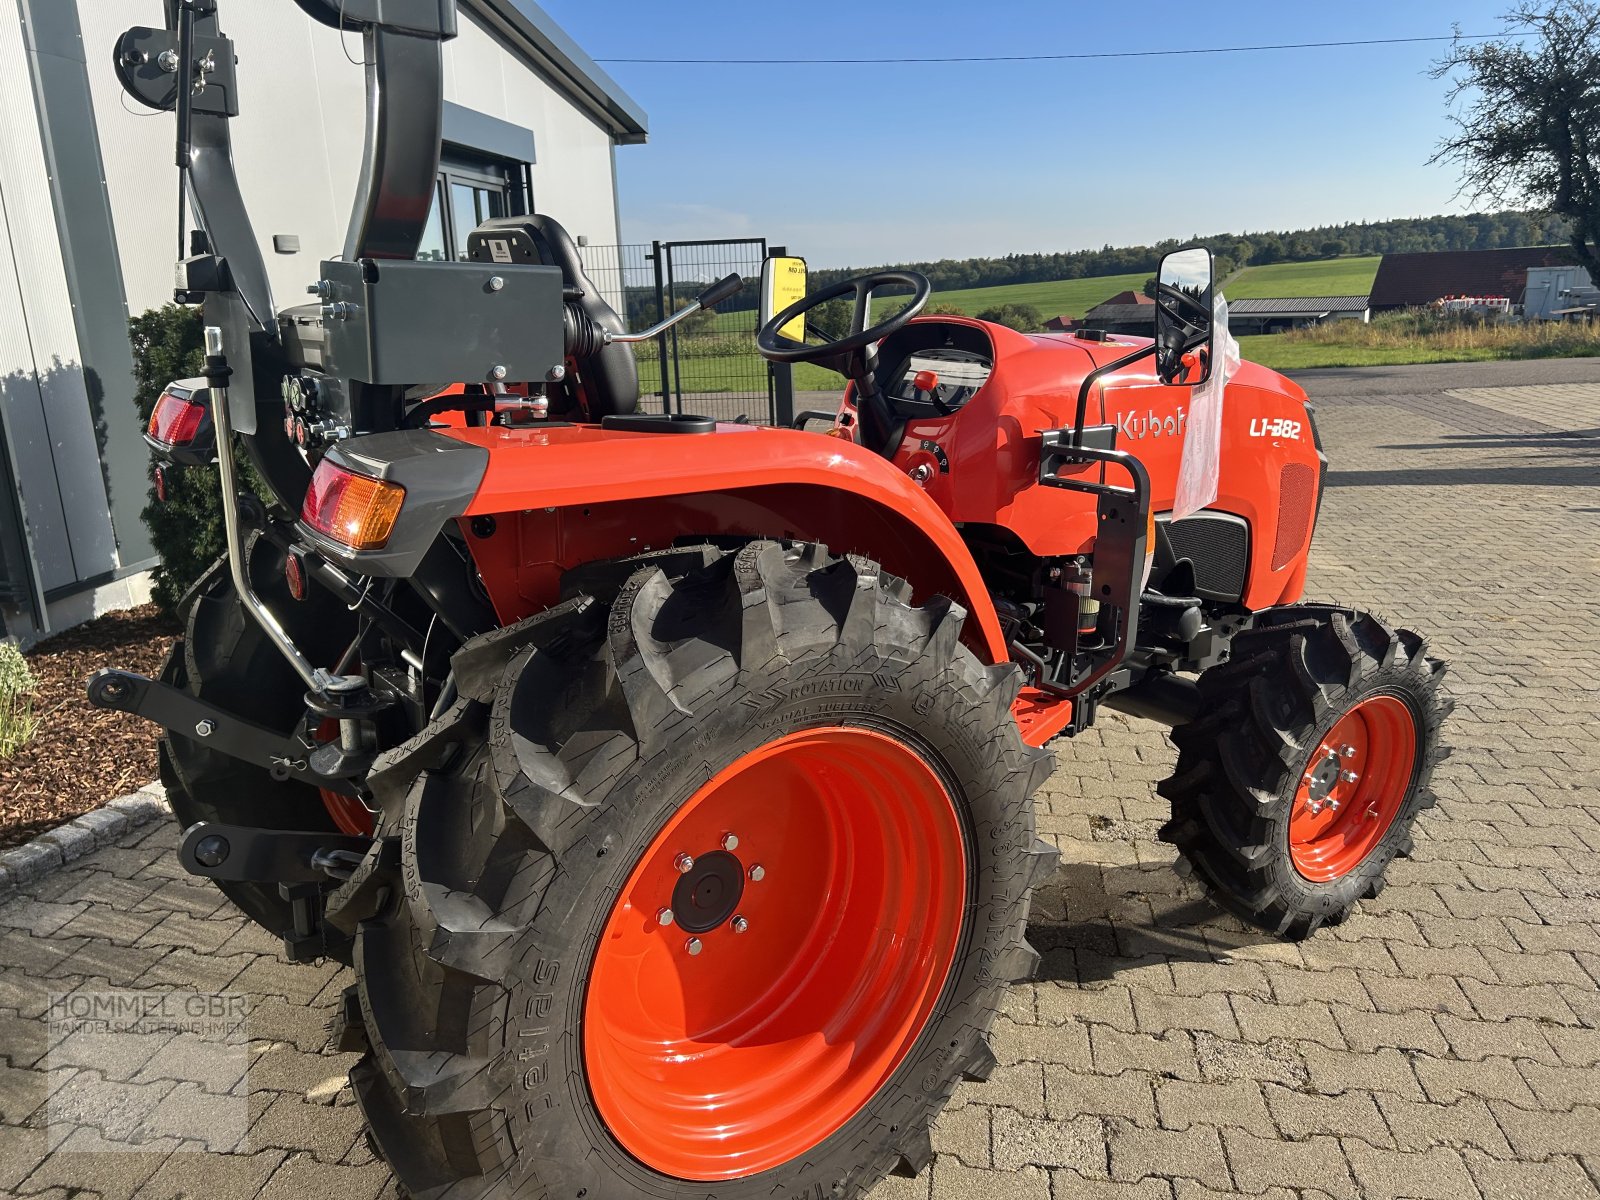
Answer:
[{"left": 1117, "top": 407, "right": 1187, "bottom": 440}]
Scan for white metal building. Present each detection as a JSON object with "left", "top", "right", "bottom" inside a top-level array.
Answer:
[{"left": 0, "top": 0, "right": 646, "bottom": 641}]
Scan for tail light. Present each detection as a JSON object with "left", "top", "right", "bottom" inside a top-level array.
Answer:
[
  {"left": 147, "top": 388, "right": 208, "bottom": 447},
  {"left": 301, "top": 460, "right": 405, "bottom": 551}
]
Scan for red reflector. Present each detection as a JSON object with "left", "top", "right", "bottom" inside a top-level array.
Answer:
[
  {"left": 148, "top": 390, "right": 205, "bottom": 446},
  {"left": 302, "top": 461, "right": 405, "bottom": 551},
  {"left": 152, "top": 466, "right": 167, "bottom": 503},
  {"left": 284, "top": 551, "right": 308, "bottom": 601},
  {"left": 912, "top": 369, "right": 940, "bottom": 393}
]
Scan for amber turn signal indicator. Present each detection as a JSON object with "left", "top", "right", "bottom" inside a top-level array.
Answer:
[{"left": 301, "top": 461, "right": 405, "bottom": 551}]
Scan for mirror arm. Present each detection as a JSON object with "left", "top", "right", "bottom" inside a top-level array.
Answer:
[{"left": 1070, "top": 344, "right": 1154, "bottom": 445}]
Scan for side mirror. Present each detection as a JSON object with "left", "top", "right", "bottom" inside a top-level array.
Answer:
[
  {"left": 1153, "top": 246, "right": 1214, "bottom": 386},
  {"left": 760, "top": 254, "right": 808, "bottom": 342}
]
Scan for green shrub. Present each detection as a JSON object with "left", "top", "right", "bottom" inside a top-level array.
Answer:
[
  {"left": 129, "top": 305, "right": 217, "bottom": 617},
  {"left": 0, "top": 642, "right": 38, "bottom": 761}
]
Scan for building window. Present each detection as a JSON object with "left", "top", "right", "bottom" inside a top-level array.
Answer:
[{"left": 417, "top": 150, "right": 532, "bottom": 263}]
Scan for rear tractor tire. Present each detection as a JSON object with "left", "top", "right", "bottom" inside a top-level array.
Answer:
[
  {"left": 1157, "top": 605, "right": 1450, "bottom": 939},
  {"left": 334, "top": 541, "right": 1058, "bottom": 1198}
]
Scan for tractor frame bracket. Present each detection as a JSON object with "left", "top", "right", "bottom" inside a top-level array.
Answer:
[{"left": 85, "top": 669, "right": 360, "bottom": 797}]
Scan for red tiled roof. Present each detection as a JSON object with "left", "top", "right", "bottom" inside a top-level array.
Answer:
[
  {"left": 1369, "top": 247, "right": 1570, "bottom": 309},
  {"left": 1095, "top": 290, "right": 1153, "bottom": 308}
]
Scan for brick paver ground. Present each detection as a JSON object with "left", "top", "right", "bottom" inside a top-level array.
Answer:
[{"left": 1, "top": 361, "right": 1597, "bottom": 1198}]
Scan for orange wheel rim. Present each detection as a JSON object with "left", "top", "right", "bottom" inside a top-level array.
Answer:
[
  {"left": 1289, "top": 695, "right": 1417, "bottom": 882},
  {"left": 583, "top": 727, "right": 967, "bottom": 1181}
]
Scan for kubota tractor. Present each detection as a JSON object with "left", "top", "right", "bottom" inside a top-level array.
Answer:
[{"left": 93, "top": 5, "right": 1449, "bottom": 1197}]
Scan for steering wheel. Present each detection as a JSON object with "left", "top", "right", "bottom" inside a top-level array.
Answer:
[
  {"left": 1154, "top": 281, "right": 1212, "bottom": 382},
  {"left": 756, "top": 271, "right": 932, "bottom": 365}
]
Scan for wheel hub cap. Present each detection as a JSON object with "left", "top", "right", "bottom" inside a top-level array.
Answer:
[{"left": 671, "top": 849, "right": 745, "bottom": 934}]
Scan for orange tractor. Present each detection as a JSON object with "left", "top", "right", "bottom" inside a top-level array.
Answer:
[{"left": 94, "top": 4, "right": 1449, "bottom": 1197}]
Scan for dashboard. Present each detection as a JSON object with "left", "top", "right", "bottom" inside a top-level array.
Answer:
[{"left": 876, "top": 322, "right": 995, "bottom": 418}]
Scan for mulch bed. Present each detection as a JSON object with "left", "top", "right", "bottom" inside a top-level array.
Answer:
[{"left": 1, "top": 606, "right": 179, "bottom": 850}]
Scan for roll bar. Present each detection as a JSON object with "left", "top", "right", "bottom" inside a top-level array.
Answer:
[{"left": 115, "top": 0, "right": 458, "bottom": 332}]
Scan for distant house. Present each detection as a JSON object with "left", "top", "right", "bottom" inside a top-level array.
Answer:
[
  {"left": 1078, "top": 290, "right": 1155, "bottom": 335},
  {"left": 1226, "top": 296, "right": 1371, "bottom": 335},
  {"left": 1368, "top": 247, "right": 1569, "bottom": 312},
  {"left": 1044, "top": 314, "right": 1080, "bottom": 332}
]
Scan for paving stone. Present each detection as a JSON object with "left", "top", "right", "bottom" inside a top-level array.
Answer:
[
  {"left": 1461, "top": 1150, "right": 1600, "bottom": 1200},
  {"left": 1414, "top": 1054, "right": 1540, "bottom": 1107},
  {"left": 1376, "top": 1093, "right": 1514, "bottom": 1156},
  {"left": 1488, "top": 1101, "right": 1600, "bottom": 1162},
  {"left": 1155, "top": 1077, "right": 1275, "bottom": 1138},
  {"left": 929, "top": 1103, "right": 990, "bottom": 1168},
  {"left": 1300, "top": 1045, "right": 1423, "bottom": 1100},
  {"left": 1342, "top": 1141, "right": 1479, "bottom": 1200},
  {"left": 1108, "top": 1120, "right": 1229, "bottom": 1191},
  {"left": 1261, "top": 1082, "right": 1391, "bottom": 1146},
  {"left": 132, "top": 1147, "right": 288, "bottom": 1199},
  {"left": 14, "top": 1126, "right": 177, "bottom": 1200},
  {"left": 255, "top": 1150, "right": 391, "bottom": 1200},
  {"left": 1221, "top": 1129, "right": 1357, "bottom": 1200},
  {"left": 929, "top": 1157, "right": 1050, "bottom": 1200},
  {"left": 1046, "top": 1065, "right": 1157, "bottom": 1126},
  {"left": 990, "top": 1108, "right": 1104, "bottom": 1175}
]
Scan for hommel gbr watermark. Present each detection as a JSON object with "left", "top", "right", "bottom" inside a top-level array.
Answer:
[{"left": 45, "top": 990, "right": 250, "bottom": 1153}]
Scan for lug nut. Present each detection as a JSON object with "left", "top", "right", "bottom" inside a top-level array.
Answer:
[
  {"left": 195, "top": 719, "right": 216, "bottom": 738},
  {"left": 1340, "top": 744, "right": 1357, "bottom": 758},
  {"left": 656, "top": 908, "right": 674, "bottom": 927},
  {"left": 731, "top": 916, "right": 749, "bottom": 934},
  {"left": 685, "top": 937, "right": 703, "bottom": 956},
  {"left": 1340, "top": 770, "right": 1359, "bottom": 783},
  {"left": 748, "top": 864, "right": 765, "bottom": 882},
  {"left": 721, "top": 833, "right": 739, "bottom": 852},
  {"left": 674, "top": 853, "right": 695, "bottom": 874},
  {"left": 1307, "top": 800, "right": 1324, "bottom": 815}
]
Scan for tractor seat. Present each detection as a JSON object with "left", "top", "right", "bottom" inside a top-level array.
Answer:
[{"left": 465, "top": 215, "right": 639, "bottom": 420}]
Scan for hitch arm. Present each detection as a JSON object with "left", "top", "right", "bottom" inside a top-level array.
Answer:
[{"left": 86, "top": 669, "right": 360, "bottom": 797}]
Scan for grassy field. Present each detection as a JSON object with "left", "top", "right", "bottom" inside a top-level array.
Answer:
[
  {"left": 1238, "top": 312, "right": 1600, "bottom": 370},
  {"left": 1223, "top": 256, "right": 1382, "bottom": 300}
]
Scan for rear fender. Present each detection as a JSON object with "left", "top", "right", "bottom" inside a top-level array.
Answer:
[{"left": 446, "top": 424, "right": 1008, "bottom": 663}]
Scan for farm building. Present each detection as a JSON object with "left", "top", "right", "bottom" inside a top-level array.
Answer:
[
  {"left": 1226, "top": 296, "right": 1371, "bottom": 335},
  {"left": 1053, "top": 290, "right": 1156, "bottom": 335},
  {"left": 1368, "top": 247, "right": 1569, "bottom": 312},
  {"left": 0, "top": 0, "right": 646, "bottom": 641}
]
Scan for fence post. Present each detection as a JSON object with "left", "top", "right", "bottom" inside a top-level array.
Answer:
[
  {"left": 768, "top": 244, "right": 795, "bottom": 427},
  {"left": 650, "top": 239, "right": 670, "bottom": 413}
]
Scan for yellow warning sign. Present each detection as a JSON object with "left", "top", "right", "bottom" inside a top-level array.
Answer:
[{"left": 762, "top": 255, "right": 808, "bottom": 342}]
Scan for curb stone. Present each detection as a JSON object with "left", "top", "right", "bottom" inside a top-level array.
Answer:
[{"left": 0, "top": 782, "right": 169, "bottom": 901}]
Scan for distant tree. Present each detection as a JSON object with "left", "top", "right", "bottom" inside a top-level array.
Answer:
[
  {"left": 975, "top": 303, "right": 1042, "bottom": 331},
  {"left": 1431, "top": 2, "right": 1600, "bottom": 284},
  {"left": 1320, "top": 239, "right": 1348, "bottom": 258},
  {"left": 923, "top": 301, "right": 966, "bottom": 316},
  {"left": 1142, "top": 276, "right": 1159, "bottom": 299}
]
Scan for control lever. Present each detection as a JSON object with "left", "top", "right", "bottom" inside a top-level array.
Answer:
[{"left": 605, "top": 273, "right": 744, "bottom": 344}]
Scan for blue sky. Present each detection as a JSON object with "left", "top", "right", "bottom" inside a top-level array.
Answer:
[{"left": 543, "top": 1, "right": 1518, "bottom": 268}]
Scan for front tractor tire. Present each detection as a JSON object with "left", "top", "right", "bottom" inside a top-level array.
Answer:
[
  {"left": 338, "top": 541, "right": 1056, "bottom": 1199},
  {"left": 1158, "top": 605, "right": 1450, "bottom": 939}
]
